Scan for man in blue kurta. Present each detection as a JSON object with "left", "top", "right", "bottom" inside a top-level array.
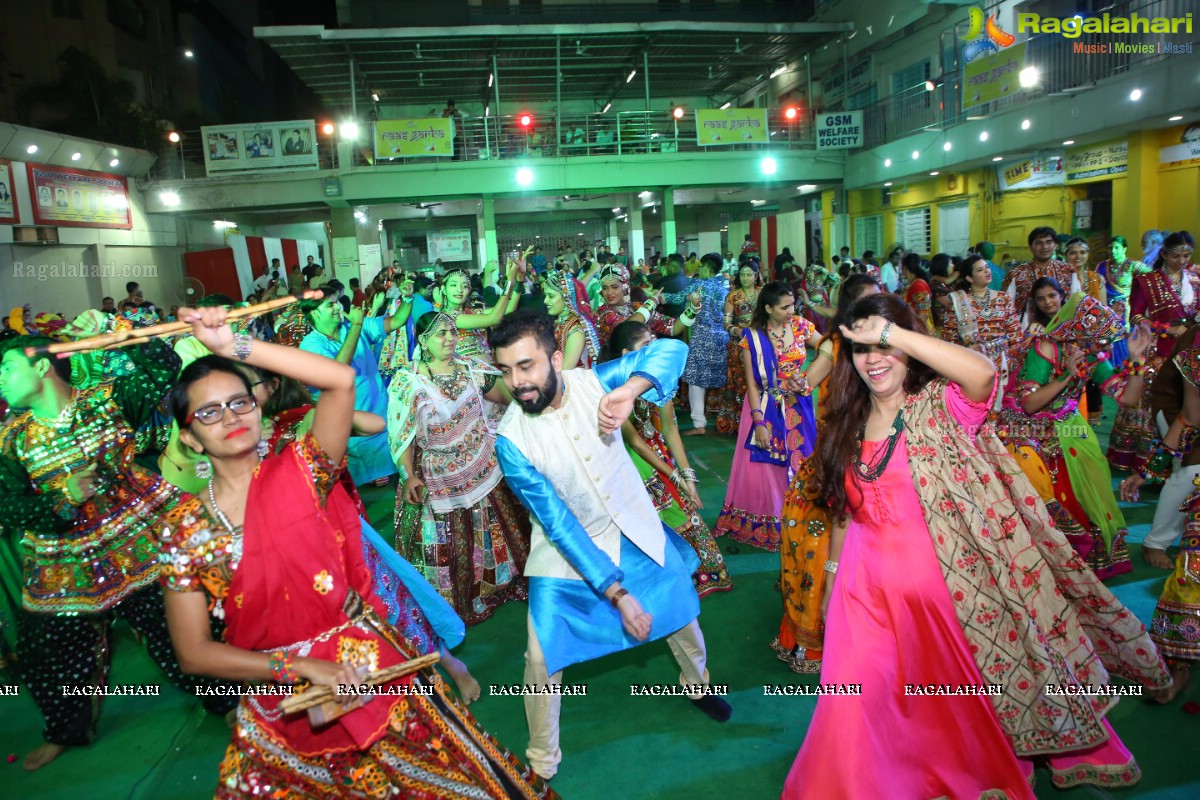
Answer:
[
  {"left": 299, "top": 288, "right": 411, "bottom": 485},
  {"left": 490, "top": 311, "right": 731, "bottom": 781}
]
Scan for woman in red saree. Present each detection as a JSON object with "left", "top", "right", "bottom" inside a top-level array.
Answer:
[{"left": 159, "top": 303, "right": 553, "bottom": 799}]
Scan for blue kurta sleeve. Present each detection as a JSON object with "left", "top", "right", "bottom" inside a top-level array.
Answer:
[
  {"left": 495, "top": 436, "right": 623, "bottom": 593},
  {"left": 593, "top": 337, "right": 688, "bottom": 406}
]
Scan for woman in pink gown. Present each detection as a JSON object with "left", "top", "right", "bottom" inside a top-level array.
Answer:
[{"left": 783, "top": 293, "right": 1171, "bottom": 799}]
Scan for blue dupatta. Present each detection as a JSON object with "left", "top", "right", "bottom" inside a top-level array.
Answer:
[{"left": 743, "top": 328, "right": 790, "bottom": 467}]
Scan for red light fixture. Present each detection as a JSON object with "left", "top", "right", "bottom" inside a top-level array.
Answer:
[
  {"left": 672, "top": 106, "right": 684, "bottom": 120},
  {"left": 167, "top": 131, "right": 181, "bottom": 143},
  {"left": 784, "top": 107, "right": 798, "bottom": 120},
  {"left": 321, "top": 122, "right": 335, "bottom": 135},
  {"left": 520, "top": 114, "right": 533, "bottom": 128}
]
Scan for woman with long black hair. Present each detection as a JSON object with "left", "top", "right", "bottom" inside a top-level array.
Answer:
[
  {"left": 713, "top": 281, "right": 820, "bottom": 551},
  {"left": 782, "top": 292, "right": 1168, "bottom": 798}
]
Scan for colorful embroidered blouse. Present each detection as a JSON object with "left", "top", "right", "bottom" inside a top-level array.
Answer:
[
  {"left": 1097, "top": 258, "right": 1151, "bottom": 324},
  {"left": 446, "top": 307, "right": 494, "bottom": 364},
  {"left": 737, "top": 316, "right": 816, "bottom": 383},
  {"left": 159, "top": 434, "right": 336, "bottom": 612},
  {"left": 595, "top": 301, "right": 676, "bottom": 346},
  {"left": 940, "top": 289, "right": 1022, "bottom": 366},
  {"left": 904, "top": 279, "right": 933, "bottom": 332},
  {"left": 554, "top": 312, "right": 600, "bottom": 369},
  {"left": 0, "top": 340, "right": 181, "bottom": 613},
  {"left": 1002, "top": 259, "right": 1077, "bottom": 316},
  {"left": 1130, "top": 269, "right": 1200, "bottom": 358}
]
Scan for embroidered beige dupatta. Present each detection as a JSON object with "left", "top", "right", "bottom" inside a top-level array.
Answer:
[{"left": 902, "top": 378, "right": 1169, "bottom": 755}]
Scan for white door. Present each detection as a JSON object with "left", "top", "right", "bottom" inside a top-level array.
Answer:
[{"left": 938, "top": 201, "right": 971, "bottom": 257}]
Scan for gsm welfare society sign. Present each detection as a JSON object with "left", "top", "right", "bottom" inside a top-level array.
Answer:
[{"left": 816, "top": 112, "right": 863, "bottom": 150}]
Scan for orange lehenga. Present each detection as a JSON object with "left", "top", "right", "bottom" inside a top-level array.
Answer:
[{"left": 772, "top": 335, "right": 836, "bottom": 673}]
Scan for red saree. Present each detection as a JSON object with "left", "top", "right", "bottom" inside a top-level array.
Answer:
[{"left": 225, "top": 442, "right": 415, "bottom": 755}]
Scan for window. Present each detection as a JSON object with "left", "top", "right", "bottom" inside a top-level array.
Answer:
[
  {"left": 853, "top": 215, "right": 882, "bottom": 259},
  {"left": 53, "top": 0, "right": 83, "bottom": 19},
  {"left": 847, "top": 86, "right": 878, "bottom": 109},
  {"left": 891, "top": 60, "right": 931, "bottom": 95},
  {"left": 895, "top": 208, "right": 931, "bottom": 256}
]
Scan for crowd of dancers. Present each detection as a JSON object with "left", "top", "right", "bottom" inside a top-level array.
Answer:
[{"left": 0, "top": 225, "right": 1195, "bottom": 798}]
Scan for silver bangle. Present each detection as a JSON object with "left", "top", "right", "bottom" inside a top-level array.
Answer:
[
  {"left": 823, "top": 560, "right": 838, "bottom": 574},
  {"left": 232, "top": 333, "right": 252, "bottom": 361}
]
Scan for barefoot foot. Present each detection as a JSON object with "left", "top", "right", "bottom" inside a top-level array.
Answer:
[
  {"left": 1150, "top": 665, "right": 1191, "bottom": 704},
  {"left": 439, "top": 649, "right": 481, "bottom": 704},
  {"left": 23, "top": 743, "right": 65, "bottom": 771},
  {"left": 682, "top": 427, "right": 707, "bottom": 437},
  {"left": 1143, "top": 547, "right": 1174, "bottom": 570}
]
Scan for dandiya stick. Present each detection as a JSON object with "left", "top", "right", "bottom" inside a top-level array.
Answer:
[
  {"left": 277, "top": 651, "right": 441, "bottom": 715},
  {"left": 25, "top": 294, "right": 310, "bottom": 359}
]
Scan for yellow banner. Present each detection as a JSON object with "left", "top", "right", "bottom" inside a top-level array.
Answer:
[
  {"left": 374, "top": 118, "right": 454, "bottom": 158},
  {"left": 963, "top": 41, "right": 1027, "bottom": 109},
  {"left": 1003, "top": 161, "right": 1032, "bottom": 187},
  {"left": 1065, "top": 139, "right": 1128, "bottom": 184},
  {"left": 695, "top": 108, "right": 769, "bottom": 146}
]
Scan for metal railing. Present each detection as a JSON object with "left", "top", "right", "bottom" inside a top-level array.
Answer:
[
  {"left": 357, "top": 109, "right": 813, "bottom": 167},
  {"left": 469, "top": 0, "right": 814, "bottom": 24},
  {"left": 859, "top": 0, "right": 1196, "bottom": 148}
]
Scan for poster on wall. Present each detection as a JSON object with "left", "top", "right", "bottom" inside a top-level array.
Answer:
[
  {"left": 1064, "top": 139, "right": 1128, "bottom": 184},
  {"left": 201, "top": 120, "right": 320, "bottom": 175},
  {"left": 0, "top": 160, "right": 18, "bottom": 223},
  {"left": 26, "top": 163, "right": 131, "bottom": 229},
  {"left": 963, "top": 41, "right": 1027, "bottom": 109},
  {"left": 695, "top": 108, "right": 769, "bottom": 146},
  {"left": 995, "top": 153, "right": 1064, "bottom": 191},
  {"left": 1160, "top": 123, "right": 1200, "bottom": 170},
  {"left": 427, "top": 229, "right": 473, "bottom": 262},
  {"left": 374, "top": 119, "right": 455, "bottom": 159}
]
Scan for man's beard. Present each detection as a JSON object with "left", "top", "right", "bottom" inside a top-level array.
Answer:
[{"left": 512, "top": 370, "right": 558, "bottom": 414}]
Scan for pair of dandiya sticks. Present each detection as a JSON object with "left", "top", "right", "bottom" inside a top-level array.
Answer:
[{"left": 26, "top": 291, "right": 319, "bottom": 359}]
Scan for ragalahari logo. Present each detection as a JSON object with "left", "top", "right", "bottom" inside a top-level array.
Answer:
[{"left": 962, "top": 7, "right": 1016, "bottom": 63}]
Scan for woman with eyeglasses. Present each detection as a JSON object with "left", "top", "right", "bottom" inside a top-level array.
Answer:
[
  {"left": 159, "top": 304, "right": 555, "bottom": 800},
  {"left": 386, "top": 311, "right": 531, "bottom": 626}
]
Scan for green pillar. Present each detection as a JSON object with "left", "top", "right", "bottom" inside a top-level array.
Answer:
[
  {"left": 661, "top": 187, "right": 677, "bottom": 257},
  {"left": 479, "top": 195, "right": 498, "bottom": 272},
  {"left": 329, "top": 207, "right": 358, "bottom": 285}
]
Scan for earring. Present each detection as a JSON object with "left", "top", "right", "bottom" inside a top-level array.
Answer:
[
  {"left": 194, "top": 459, "right": 212, "bottom": 479},
  {"left": 257, "top": 439, "right": 270, "bottom": 459}
]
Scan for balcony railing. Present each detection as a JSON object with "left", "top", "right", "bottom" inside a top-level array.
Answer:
[
  {"left": 144, "top": 109, "right": 813, "bottom": 179},
  {"left": 859, "top": 0, "right": 1196, "bottom": 148},
  {"left": 356, "top": 109, "right": 814, "bottom": 167}
]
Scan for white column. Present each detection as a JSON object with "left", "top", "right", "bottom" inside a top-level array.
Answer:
[{"left": 629, "top": 196, "right": 645, "bottom": 263}]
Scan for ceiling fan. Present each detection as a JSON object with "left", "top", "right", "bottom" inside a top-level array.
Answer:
[
  {"left": 559, "top": 194, "right": 609, "bottom": 202},
  {"left": 406, "top": 202, "right": 443, "bottom": 209},
  {"left": 412, "top": 43, "right": 442, "bottom": 60},
  {"left": 575, "top": 40, "right": 590, "bottom": 56}
]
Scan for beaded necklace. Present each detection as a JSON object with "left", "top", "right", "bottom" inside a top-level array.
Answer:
[
  {"left": 205, "top": 456, "right": 262, "bottom": 571},
  {"left": 855, "top": 410, "right": 905, "bottom": 482}
]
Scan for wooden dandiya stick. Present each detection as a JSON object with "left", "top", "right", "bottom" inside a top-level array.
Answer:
[
  {"left": 25, "top": 294, "right": 309, "bottom": 359},
  {"left": 277, "top": 651, "right": 441, "bottom": 715}
]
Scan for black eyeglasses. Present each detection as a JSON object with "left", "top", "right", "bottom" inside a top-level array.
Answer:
[{"left": 186, "top": 394, "right": 258, "bottom": 425}]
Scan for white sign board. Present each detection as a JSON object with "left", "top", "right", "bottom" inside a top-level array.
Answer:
[
  {"left": 201, "top": 120, "right": 319, "bottom": 175},
  {"left": 427, "top": 229, "right": 473, "bottom": 263},
  {"left": 358, "top": 243, "right": 382, "bottom": 287},
  {"left": 816, "top": 111, "right": 863, "bottom": 150}
]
